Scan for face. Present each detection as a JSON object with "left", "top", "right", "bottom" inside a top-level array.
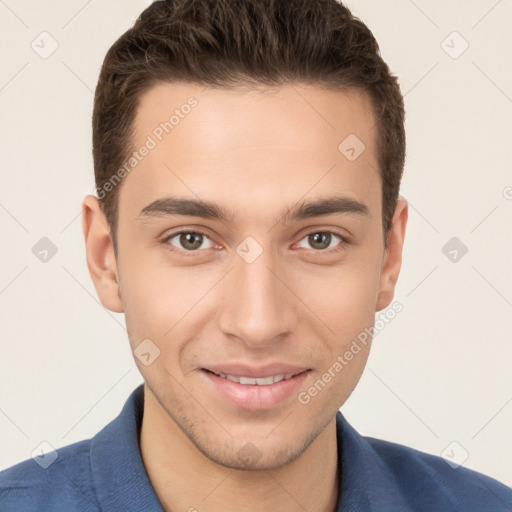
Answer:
[{"left": 83, "top": 82, "right": 407, "bottom": 471}]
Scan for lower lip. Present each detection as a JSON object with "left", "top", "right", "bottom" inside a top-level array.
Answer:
[{"left": 201, "top": 369, "right": 310, "bottom": 411}]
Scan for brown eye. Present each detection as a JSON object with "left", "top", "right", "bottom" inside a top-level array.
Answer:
[
  {"left": 297, "top": 232, "right": 345, "bottom": 251},
  {"left": 165, "top": 231, "right": 214, "bottom": 252}
]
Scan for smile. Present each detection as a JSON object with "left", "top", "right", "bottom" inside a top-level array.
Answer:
[
  {"left": 201, "top": 369, "right": 311, "bottom": 410},
  {"left": 207, "top": 370, "right": 301, "bottom": 385}
]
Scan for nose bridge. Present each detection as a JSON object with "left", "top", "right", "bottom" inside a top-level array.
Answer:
[{"left": 218, "top": 240, "right": 295, "bottom": 346}]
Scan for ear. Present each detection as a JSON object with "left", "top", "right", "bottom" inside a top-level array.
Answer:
[
  {"left": 81, "top": 194, "right": 123, "bottom": 313},
  {"left": 376, "top": 196, "right": 408, "bottom": 311}
]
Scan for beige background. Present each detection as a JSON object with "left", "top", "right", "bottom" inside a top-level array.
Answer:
[{"left": 1, "top": 0, "right": 511, "bottom": 487}]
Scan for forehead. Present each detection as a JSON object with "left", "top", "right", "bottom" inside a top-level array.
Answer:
[
  {"left": 134, "top": 82, "right": 376, "bottom": 152},
  {"left": 120, "top": 82, "right": 381, "bottom": 226}
]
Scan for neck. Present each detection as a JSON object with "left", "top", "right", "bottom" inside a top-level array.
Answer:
[{"left": 139, "top": 384, "right": 340, "bottom": 512}]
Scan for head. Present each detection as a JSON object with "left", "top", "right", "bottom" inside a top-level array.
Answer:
[{"left": 83, "top": 0, "right": 407, "bottom": 471}]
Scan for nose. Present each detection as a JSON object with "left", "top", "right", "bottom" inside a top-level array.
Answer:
[{"left": 217, "top": 245, "right": 297, "bottom": 349}]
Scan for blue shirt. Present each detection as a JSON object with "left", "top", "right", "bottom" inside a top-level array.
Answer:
[{"left": 1, "top": 384, "right": 511, "bottom": 511}]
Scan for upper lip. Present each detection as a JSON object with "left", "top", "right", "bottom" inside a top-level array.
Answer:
[{"left": 202, "top": 364, "right": 310, "bottom": 378}]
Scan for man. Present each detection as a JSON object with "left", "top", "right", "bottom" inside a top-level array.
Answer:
[{"left": 1, "top": 0, "right": 510, "bottom": 510}]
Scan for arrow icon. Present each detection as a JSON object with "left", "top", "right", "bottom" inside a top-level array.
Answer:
[
  {"left": 135, "top": 339, "right": 161, "bottom": 366},
  {"left": 442, "top": 237, "right": 468, "bottom": 263},
  {"left": 31, "top": 442, "right": 58, "bottom": 468},
  {"left": 441, "top": 31, "right": 469, "bottom": 59},
  {"left": 32, "top": 237, "right": 58, "bottom": 262},
  {"left": 236, "top": 236, "right": 263, "bottom": 263},
  {"left": 338, "top": 134, "right": 365, "bottom": 161}
]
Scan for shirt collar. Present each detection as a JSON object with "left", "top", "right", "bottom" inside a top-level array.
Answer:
[
  {"left": 89, "top": 384, "right": 409, "bottom": 512},
  {"left": 335, "top": 408, "right": 413, "bottom": 511},
  {"left": 90, "top": 384, "right": 164, "bottom": 512}
]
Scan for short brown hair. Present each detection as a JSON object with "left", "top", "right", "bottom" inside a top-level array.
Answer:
[{"left": 92, "top": 0, "right": 405, "bottom": 254}]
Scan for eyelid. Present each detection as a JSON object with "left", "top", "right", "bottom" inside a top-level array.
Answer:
[
  {"left": 161, "top": 228, "right": 217, "bottom": 255},
  {"left": 296, "top": 224, "right": 352, "bottom": 242}
]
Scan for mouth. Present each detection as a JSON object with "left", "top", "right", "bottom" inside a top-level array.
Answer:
[{"left": 200, "top": 368, "right": 311, "bottom": 411}]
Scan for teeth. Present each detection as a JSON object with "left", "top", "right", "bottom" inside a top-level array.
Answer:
[
  {"left": 240, "top": 376, "right": 257, "bottom": 385},
  {"left": 213, "top": 372, "right": 299, "bottom": 385},
  {"left": 254, "top": 376, "right": 274, "bottom": 385}
]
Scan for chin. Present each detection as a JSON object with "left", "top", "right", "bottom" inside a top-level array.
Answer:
[
  {"left": 200, "top": 440, "right": 302, "bottom": 471},
  {"left": 190, "top": 421, "right": 323, "bottom": 472}
]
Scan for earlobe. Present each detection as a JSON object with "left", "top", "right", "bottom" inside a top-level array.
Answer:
[
  {"left": 81, "top": 194, "right": 123, "bottom": 313},
  {"left": 376, "top": 196, "right": 408, "bottom": 312}
]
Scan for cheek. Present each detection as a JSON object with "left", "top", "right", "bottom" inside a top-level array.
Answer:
[
  {"left": 118, "top": 245, "right": 218, "bottom": 349},
  {"left": 293, "top": 252, "right": 382, "bottom": 338},
  {"left": 117, "top": 243, "right": 175, "bottom": 341}
]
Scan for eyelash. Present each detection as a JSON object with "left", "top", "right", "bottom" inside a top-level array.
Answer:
[{"left": 161, "top": 229, "right": 350, "bottom": 257}]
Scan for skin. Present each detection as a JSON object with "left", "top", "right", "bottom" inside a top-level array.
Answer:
[{"left": 82, "top": 83, "right": 408, "bottom": 512}]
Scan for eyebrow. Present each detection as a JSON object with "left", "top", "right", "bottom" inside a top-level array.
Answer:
[{"left": 137, "top": 195, "right": 369, "bottom": 224}]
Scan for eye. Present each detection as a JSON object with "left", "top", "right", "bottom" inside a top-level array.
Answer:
[
  {"left": 296, "top": 231, "right": 347, "bottom": 252},
  {"left": 162, "top": 229, "right": 349, "bottom": 256},
  {"left": 164, "top": 230, "right": 215, "bottom": 252}
]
